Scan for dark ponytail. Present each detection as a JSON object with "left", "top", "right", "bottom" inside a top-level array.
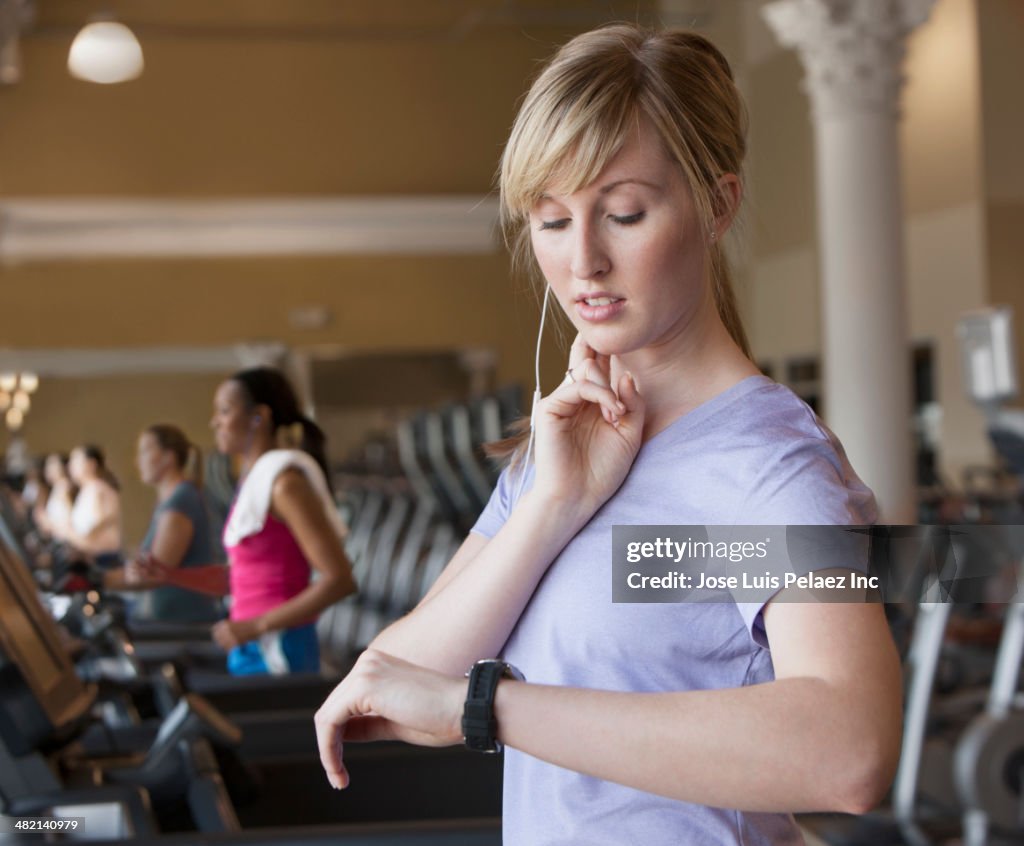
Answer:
[
  {"left": 230, "top": 367, "right": 333, "bottom": 492},
  {"left": 145, "top": 424, "right": 204, "bottom": 487},
  {"left": 79, "top": 443, "right": 120, "bottom": 492}
]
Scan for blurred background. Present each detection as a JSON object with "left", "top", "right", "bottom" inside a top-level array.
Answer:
[
  {"left": 0, "top": 3, "right": 1023, "bottom": 845},
  {"left": 0, "top": 0, "right": 1018, "bottom": 540}
]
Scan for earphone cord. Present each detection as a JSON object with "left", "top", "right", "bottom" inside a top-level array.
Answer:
[{"left": 514, "top": 284, "right": 551, "bottom": 504}]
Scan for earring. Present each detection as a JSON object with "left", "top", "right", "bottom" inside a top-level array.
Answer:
[{"left": 710, "top": 230, "right": 717, "bottom": 241}]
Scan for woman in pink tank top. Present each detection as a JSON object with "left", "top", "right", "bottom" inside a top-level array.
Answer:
[{"left": 136, "top": 367, "right": 356, "bottom": 675}]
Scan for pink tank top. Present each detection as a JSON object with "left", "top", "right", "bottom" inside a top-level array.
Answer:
[{"left": 225, "top": 507, "right": 314, "bottom": 624}]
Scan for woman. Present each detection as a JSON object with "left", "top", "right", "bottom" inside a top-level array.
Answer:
[
  {"left": 314, "top": 24, "right": 902, "bottom": 844},
  {"left": 65, "top": 444, "right": 121, "bottom": 568},
  {"left": 109, "top": 425, "right": 224, "bottom": 623},
  {"left": 138, "top": 367, "right": 356, "bottom": 675},
  {"left": 35, "top": 453, "right": 74, "bottom": 540}
]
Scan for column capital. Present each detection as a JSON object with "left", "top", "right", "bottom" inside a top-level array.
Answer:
[{"left": 762, "top": 0, "right": 935, "bottom": 119}]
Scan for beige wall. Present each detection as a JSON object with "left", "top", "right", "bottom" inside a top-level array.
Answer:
[
  {"left": 1, "top": 372, "right": 224, "bottom": 543},
  {"left": 2, "top": 0, "right": 1021, "bottom": 504},
  {"left": 977, "top": 0, "right": 1024, "bottom": 397}
]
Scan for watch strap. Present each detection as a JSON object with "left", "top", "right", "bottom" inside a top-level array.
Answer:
[{"left": 462, "top": 660, "right": 523, "bottom": 753}]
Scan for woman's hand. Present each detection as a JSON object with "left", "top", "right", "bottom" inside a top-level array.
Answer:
[
  {"left": 315, "top": 649, "right": 466, "bottom": 789},
  {"left": 126, "top": 553, "right": 169, "bottom": 586},
  {"left": 532, "top": 334, "right": 645, "bottom": 511},
  {"left": 212, "top": 618, "right": 261, "bottom": 651}
]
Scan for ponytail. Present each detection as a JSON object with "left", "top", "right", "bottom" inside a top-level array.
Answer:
[
  {"left": 230, "top": 368, "right": 334, "bottom": 494},
  {"left": 709, "top": 243, "right": 752, "bottom": 359},
  {"left": 79, "top": 444, "right": 120, "bottom": 492},
  {"left": 145, "top": 424, "right": 203, "bottom": 488},
  {"left": 183, "top": 444, "right": 204, "bottom": 488},
  {"left": 275, "top": 415, "right": 332, "bottom": 494}
]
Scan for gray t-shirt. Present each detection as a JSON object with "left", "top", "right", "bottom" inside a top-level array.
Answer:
[
  {"left": 471, "top": 375, "right": 877, "bottom": 846},
  {"left": 140, "top": 481, "right": 223, "bottom": 623}
]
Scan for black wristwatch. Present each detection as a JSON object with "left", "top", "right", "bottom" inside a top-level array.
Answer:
[{"left": 462, "top": 659, "right": 525, "bottom": 753}]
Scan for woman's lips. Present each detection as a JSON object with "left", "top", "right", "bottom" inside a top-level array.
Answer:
[{"left": 575, "top": 296, "right": 625, "bottom": 322}]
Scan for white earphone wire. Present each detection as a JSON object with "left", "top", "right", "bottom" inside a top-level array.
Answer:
[{"left": 514, "top": 284, "right": 551, "bottom": 504}]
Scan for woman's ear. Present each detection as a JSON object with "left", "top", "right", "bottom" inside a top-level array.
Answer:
[
  {"left": 251, "top": 403, "right": 272, "bottom": 430},
  {"left": 712, "top": 173, "right": 743, "bottom": 235}
]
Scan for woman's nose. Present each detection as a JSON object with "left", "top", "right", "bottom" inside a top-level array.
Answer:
[{"left": 570, "top": 225, "right": 610, "bottom": 280}]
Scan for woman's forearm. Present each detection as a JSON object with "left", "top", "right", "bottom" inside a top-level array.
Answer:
[
  {"left": 493, "top": 677, "right": 899, "bottom": 815},
  {"left": 255, "top": 575, "right": 354, "bottom": 634},
  {"left": 69, "top": 516, "right": 120, "bottom": 555},
  {"left": 369, "top": 490, "right": 593, "bottom": 675},
  {"left": 103, "top": 568, "right": 161, "bottom": 592},
  {"left": 166, "top": 564, "right": 230, "bottom": 596}
]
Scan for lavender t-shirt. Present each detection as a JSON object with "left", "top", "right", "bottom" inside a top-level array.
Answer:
[{"left": 470, "top": 375, "right": 877, "bottom": 846}]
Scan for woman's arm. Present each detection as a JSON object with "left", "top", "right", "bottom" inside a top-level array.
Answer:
[
  {"left": 316, "top": 587, "right": 902, "bottom": 813},
  {"left": 369, "top": 491, "right": 593, "bottom": 675},
  {"left": 369, "top": 351, "right": 644, "bottom": 675},
  {"left": 105, "top": 510, "right": 195, "bottom": 591},
  {"left": 216, "top": 469, "right": 355, "bottom": 648},
  {"left": 490, "top": 597, "right": 902, "bottom": 813},
  {"left": 67, "top": 486, "right": 121, "bottom": 555},
  {"left": 130, "top": 561, "right": 230, "bottom": 595}
]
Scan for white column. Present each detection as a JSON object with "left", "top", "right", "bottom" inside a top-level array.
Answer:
[{"left": 763, "top": 0, "right": 934, "bottom": 522}]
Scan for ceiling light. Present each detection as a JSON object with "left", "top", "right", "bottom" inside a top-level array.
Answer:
[{"left": 68, "top": 20, "right": 144, "bottom": 84}]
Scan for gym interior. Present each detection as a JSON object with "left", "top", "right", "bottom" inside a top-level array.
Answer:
[{"left": 0, "top": 1, "right": 1023, "bottom": 844}]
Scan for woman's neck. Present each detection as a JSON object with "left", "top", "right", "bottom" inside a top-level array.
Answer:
[
  {"left": 615, "top": 308, "right": 761, "bottom": 441},
  {"left": 156, "top": 471, "right": 185, "bottom": 501},
  {"left": 239, "top": 440, "right": 273, "bottom": 478}
]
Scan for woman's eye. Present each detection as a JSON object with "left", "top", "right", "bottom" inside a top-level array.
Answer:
[
  {"left": 611, "top": 212, "right": 645, "bottom": 225},
  {"left": 538, "top": 219, "right": 569, "bottom": 231}
]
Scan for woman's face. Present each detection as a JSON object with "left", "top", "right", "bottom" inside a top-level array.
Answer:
[
  {"left": 528, "top": 118, "right": 713, "bottom": 361},
  {"left": 210, "top": 380, "right": 252, "bottom": 456},
  {"left": 44, "top": 455, "right": 65, "bottom": 485},
  {"left": 136, "top": 432, "right": 172, "bottom": 486},
  {"left": 68, "top": 448, "right": 92, "bottom": 485}
]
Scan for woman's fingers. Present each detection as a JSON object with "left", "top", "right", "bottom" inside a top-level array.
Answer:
[
  {"left": 315, "top": 651, "right": 457, "bottom": 791},
  {"left": 615, "top": 370, "right": 645, "bottom": 429},
  {"left": 544, "top": 370, "right": 627, "bottom": 424},
  {"left": 315, "top": 684, "right": 354, "bottom": 789},
  {"left": 566, "top": 332, "right": 595, "bottom": 376}
]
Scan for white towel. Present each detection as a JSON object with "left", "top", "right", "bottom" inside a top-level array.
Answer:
[{"left": 223, "top": 449, "right": 348, "bottom": 548}]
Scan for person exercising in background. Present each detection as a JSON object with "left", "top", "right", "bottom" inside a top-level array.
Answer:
[
  {"left": 136, "top": 368, "right": 356, "bottom": 675},
  {"left": 35, "top": 453, "right": 75, "bottom": 540},
  {"left": 108, "top": 424, "right": 224, "bottom": 624},
  {"left": 64, "top": 444, "right": 122, "bottom": 569}
]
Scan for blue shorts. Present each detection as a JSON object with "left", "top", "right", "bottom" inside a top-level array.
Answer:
[{"left": 227, "top": 623, "right": 320, "bottom": 676}]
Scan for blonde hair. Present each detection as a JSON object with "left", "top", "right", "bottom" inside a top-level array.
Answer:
[
  {"left": 490, "top": 24, "right": 752, "bottom": 464},
  {"left": 500, "top": 23, "right": 751, "bottom": 356},
  {"left": 144, "top": 424, "right": 203, "bottom": 488}
]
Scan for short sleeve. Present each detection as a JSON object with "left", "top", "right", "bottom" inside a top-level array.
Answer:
[
  {"left": 732, "top": 434, "right": 878, "bottom": 648},
  {"left": 163, "top": 483, "right": 201, "bottom": 524},
  {"left": 469, "top": 464, "right": 533, "bottom": 540},
  {"left": 734, "top": 434, "right": 877, "bottom": 526}
]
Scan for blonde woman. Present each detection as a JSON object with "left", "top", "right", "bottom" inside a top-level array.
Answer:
[
  {"left": 110, "top": 424, "right": 224, "bottom": 623},
  {"left": 315, "top": 25, "right": 902, "bottom": 844}
]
